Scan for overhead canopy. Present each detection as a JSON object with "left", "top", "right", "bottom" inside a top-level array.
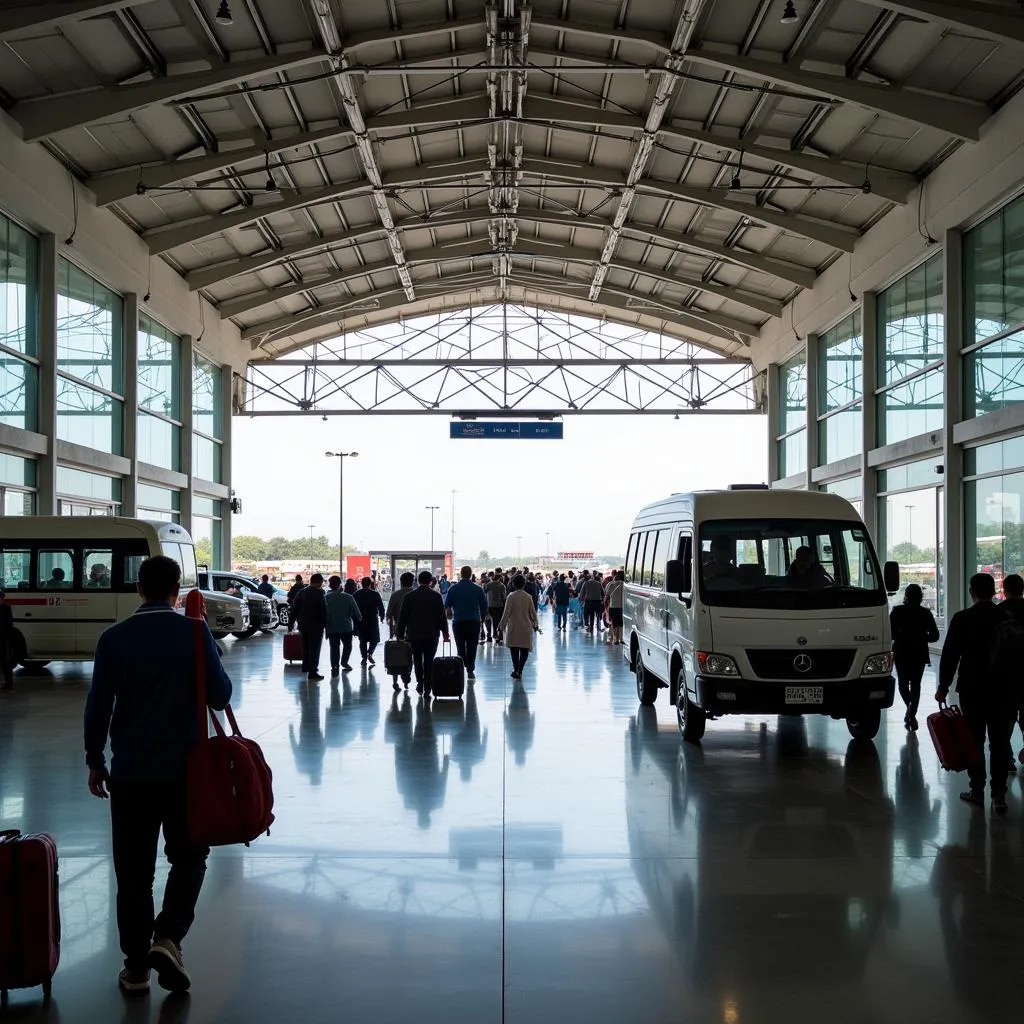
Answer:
[{"left": 4, "top": 0, "right": 1024, "bottom": 362}]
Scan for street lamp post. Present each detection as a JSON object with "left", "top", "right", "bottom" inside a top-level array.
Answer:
[
  {"left": 426, "top": 505, "right": 440, "bottom": 551},
  {"left": 326, "top": 451, "right": 359, "bottom": 577},
  {"left": 450, "top": 489, "right": 457, "bottom": 564},
  {"left": 307, "top": 524, "right": 315, "bottom": 569}
]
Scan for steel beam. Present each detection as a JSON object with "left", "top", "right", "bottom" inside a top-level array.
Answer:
[
  {"left": 685, "top": 49, "right": 988, "bottom": 141},
  {"left": 860, "top": 0, "right": 1024, "bottom": 48},
  {"left": 526, "top": 15, "right": 671, "bottom": 56},
  {"left": 256, "top": 358, "right": 750, "bottom": 366},
  {"left": 0, "top": 0, "right": 158, "bottom": 39},
  {"left": 13, "top": 47, "right": 329, "bottom": 142}
]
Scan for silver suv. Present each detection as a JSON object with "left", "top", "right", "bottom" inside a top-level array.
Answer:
[{"left": 197, "top": 569, "right": 279, "bottom": 638}]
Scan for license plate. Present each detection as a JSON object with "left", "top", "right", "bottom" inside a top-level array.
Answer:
[{"left": 785, "top": 686, "right": 823, "bottom": 704}]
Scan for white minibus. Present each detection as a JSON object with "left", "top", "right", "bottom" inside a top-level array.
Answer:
[
  {"left": 0, "top": 518, "right": 205, "bottom": 667},
  {"left": 623, "top": 487, "right": 899, "bottom": 742}
]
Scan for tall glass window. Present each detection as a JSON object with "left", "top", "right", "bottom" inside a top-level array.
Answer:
[
  {"left": 138, "top": 317, "right": 181, "bottom": 470},
  {"left": 877, "top": 254, "right": 944, "bottom": 444},
  {"left": 964, "top": 195, "right": 1024, "bottom": 416},
  {"left": 192, "top": 495, "right": 222, "bottom": 568},
  {"left": 823, "top": 475, "right": 862, "bottom": 516},
  {"left": 0, "top": 451, "right": 36, "bottom": 516},
  {"left": 817, "top": 313, "right": 862, "bottom": 463},
  {"left": 56, "top": 465, "right": 121, "bottom": 516},
  {"left": 775, "top": 353, "right": 806, "bottom": 478},
  {"left": 0, "top": 213, "right": 39, "bottom": 432},
  {"left": 192, "top": 354, "right": 223, "bottom": 483},
  {"left": 57, "top": 259, "right": 124, "bottom": 454},
  {"left": 138, "top": 482, "right": 180, "bottom": 523},
  {"left": 964, "top": 436, "right": 1024, "bottom": 595}
]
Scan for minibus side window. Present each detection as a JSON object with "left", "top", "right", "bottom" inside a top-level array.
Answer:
[
  {"left": 38, "top": 549, "right": 74, "bottom": 589},
  {"left": 624, "top": 534, "right": 638, "bottom": 584},
  {"left": 678, "top": 534, "right": 693, "bottom": 594},
  {"left": 83, "top": 549, "right": 113, "bottom": 589},
  {"left": 649, "top": 529, "right": 668, "bottom": 588},
  {"left": 1, "top": 549, "right": 31, "bottom": 590},
  {"left": 636, "top": 532, "right": 652, "bottom": 588},
  {"left": 119, "top": 540, "right": 151, "bottom": 590}
]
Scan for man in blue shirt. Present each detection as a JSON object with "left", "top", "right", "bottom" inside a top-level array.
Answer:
[
  {"left": 84, "top": 555, "right": 232, "bottom": 996},
  {"left": 444, "top": 565, "right": 488, "bottom": 680}
]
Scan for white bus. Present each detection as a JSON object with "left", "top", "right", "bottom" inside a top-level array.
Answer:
[
  {"left": 623, "top": 488, "right": 899, "bottom": 743},
  {"left": 0, "top": 518, "right": 213, "bottom": 667}
]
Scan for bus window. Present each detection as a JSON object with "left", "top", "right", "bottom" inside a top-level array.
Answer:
[
  {"left": 650, "top": 529, "right": 669, "bottom": 588},
  {"left": 624, "top": 534, "right": 638, "bottom": 584},
  {"left": 162, "top": 541, "right": 199, "bottom": 590},
  {"left": 1, "top": 549, "right": 30, "bottom": 590},
  {"left": 39, "top": 550, "right": 74, "bottom": 589},
  {"left": 84, "top": 549, "right": 113, "bottom": 589}
]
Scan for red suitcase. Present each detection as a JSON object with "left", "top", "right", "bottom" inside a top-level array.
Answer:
[
  {"left": 283, "top": 631, "right": 303, "bottom": 664},
  {"left": 927, "top": 704, "right": 983, "bottom": 772},
  {"left": 0, "top": 830, "right": 60, "bottom": 1006}
]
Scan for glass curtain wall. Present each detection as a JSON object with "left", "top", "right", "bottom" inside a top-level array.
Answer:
[
  {"left": 0, "top": 452, "right": 36, "bottom": 515},
  {"left": 877, "top": 458, "right": 944, "bottom": 618},
  {"left": 138, "top": 482, "right": 180, "bottom": 523},
  {"left": 138, "top": 316, "right": 181, "bottom": 470},
  {"left": 0, "top": 212, "right": 39, "bottom": 432},
  {"left": 193, "top": 355, "right": 223, "bottom": 483},
  {"left": 192, "top": 495, "right": 222, "bottom": 568},
  {"left": 56, "top": 259, "right": 124, "bottom": 454},
  {"left": 877, "top": 254, "right": 945, "bottom": 445},
  {"left": 818, "top": 313, "right": 863, "bottom": 463},
  {"left": 964, "top": 436, "right": 1024, "bottom": 591},
  {"left": 56, "top": 465, "right": 121, "bottom": 516},
  {"left": 823, "top": 475, "right": 862, "bottom": 516},
  {"left": 964, "top": 194, "right": 1024, "bottom": 416},
  {"left": 776, "top": 353, "right": 807, "bottom": 478}
]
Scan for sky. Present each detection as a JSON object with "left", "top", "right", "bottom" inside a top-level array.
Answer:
[{"left": 232, "top": 412, "right": 768, "bottom": 561}]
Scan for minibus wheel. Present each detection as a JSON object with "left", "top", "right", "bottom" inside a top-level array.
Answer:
[
  {"left": 846, "top": 709, "right": 881, "bottom": 740},
  {"left": 635, "top": 651, "right": 658, "bottom": 706},
  {"left": 677, "top": 683, "right": 706, "bottom": 743}
]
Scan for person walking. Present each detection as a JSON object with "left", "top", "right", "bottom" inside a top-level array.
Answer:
[
  {"left": 387, "top": 571, "right": 416, "bottom": 639},
  {"left": 579, "top": 571, "right": 605, "bottom": 634},
  {"left": 325, "top": 575, "right": 361, "bottom": 675},
  {"left": 552, "top": 573, "right": 571, "bottom": 632},
  {"left": 936, "top": 572, "right": 1011, "bottom": 814},
  {"left": 291, "top": 573, "right": 327, "bottom": 681},
  {"left": 485, "top": 571, "right": 507, "bottom": 645},
  {"left": 0, "top": 584, "right": 14, "bottom": 693},
  {"left": 890, "top": 583, "right": 940, "bottom": 732},
  {"left": 444, "top": 565, "right": 488, "bottom": 681},
  {"left": 397, "top": 571, "right": 450, "bottom": 697},
  {"left": 499, "top": 575, "right": 539, "bottom": 680},
  {"left": 605, "top": 570, "right": 626, "bottom": 645},
  {"left": 287, "top": 574, "right": 306, "bottom": 608},
  {"left": 84, "top": 555, "right": 232, "bottom": 994},
  {"left": 256, "top": 574, "right": 275, "bottom": 600},
  {"left": 354, "top": 577, "right": 386, "bottom": 665}
]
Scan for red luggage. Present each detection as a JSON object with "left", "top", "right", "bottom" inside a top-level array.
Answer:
[
  {"left": 927, "top": 703, "right": 983, "bottom": 772},
  {"left": 187, "top": 621, "right": 275, "bottom": 847},
  {"left": 0, "top": 830, "right": 60, "bottom": 1006},
  {"left": 283, "top": 631, "right": 303, "bottom": 664}
]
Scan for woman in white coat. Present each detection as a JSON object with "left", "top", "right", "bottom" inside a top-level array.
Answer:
[{"left": 498, "top": 574, "right": 539, "bottom": 679}]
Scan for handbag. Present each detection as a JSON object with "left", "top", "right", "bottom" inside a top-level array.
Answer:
[{"left": 186, "top": 619, "right": 275, "bottom": 846}]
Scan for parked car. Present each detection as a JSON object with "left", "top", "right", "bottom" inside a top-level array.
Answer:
[
  {"left": 199, "top": 589, "right": 250, "bottom": 640},
  {"left": 249, "top": 576, "right": 291, "bottom": 628},
  {"left": 197, "top": 569, "right": 278, "bottom": 638}
]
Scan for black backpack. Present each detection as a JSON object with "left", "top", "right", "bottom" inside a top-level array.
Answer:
[{"left": 991, "top": 613, "right": 1024, "bottom": 679}]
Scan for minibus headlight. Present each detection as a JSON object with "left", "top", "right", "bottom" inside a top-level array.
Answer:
[
  {"left": 696, "top": 652, "right": 740, "bottom": 676},
  {"left": 862, "top": 653, "right": 893, "bottom": 675}
]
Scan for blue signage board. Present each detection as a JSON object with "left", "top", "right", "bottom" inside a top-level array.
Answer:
[{"left": 450, "top": 421, "right": 564, "bottom": 440}]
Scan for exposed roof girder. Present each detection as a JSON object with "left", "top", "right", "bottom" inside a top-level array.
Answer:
[
  {"left": 685, "top": 49, "right": 987, "bottom": 141},
  {"left": 526, "top": 15, "right": 670, "bottom": 56},
  {"left": 339, "top": 13, "right": 485, "bottom": 54},
  {"left": 859, "top": 0, "right": 1024, "bottom": 49},
  {"left": 0, "top": 0, "right": 158, "bottom": 38}
]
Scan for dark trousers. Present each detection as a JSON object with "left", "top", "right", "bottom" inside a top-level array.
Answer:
[
  {"left": 555, "top": 605, "right": 568, "bottom": 629},
  {"left": 328, "top": 632, "right": 353, "bottom": 671},
  {"left": 584, "top": 600, "right": 602, "bottom": 631},
  {"left": 961, "top": 695, "right": 1012, "bottom": 797},
  {"left": 487, "top": 607, "right": 503, "bottom": 641},
  {"left": 110, "top": 776, "right": 209, "bottom": 973},
  {"left": 410, "top": 637, "right": 439, "bottom": 689},
  {"left": 510, "top": 646, "right": 530, "bottom": 675},
  {"left": 300, "top": 629, "right": 323, "bottom": 674},
  {"left": 895, "top": 660, "right": 926, "bottom": 717},
  {"left": 453, "top": 620, "right": 481, "bottom": 672},
  {"left": 359, "top": 635, "right": 379, "bottom": 661}
]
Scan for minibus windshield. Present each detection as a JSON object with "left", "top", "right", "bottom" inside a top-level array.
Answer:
[{"left": 698, "top": 518, "right": 885, "bottom": 609}]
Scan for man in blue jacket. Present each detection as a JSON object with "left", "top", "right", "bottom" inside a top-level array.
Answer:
[
  {"left": 84, "top": 555, "right": 232, "bottom": 995},
  {"left": 444, "top": 565, "right": 488, "bottom": 680}
]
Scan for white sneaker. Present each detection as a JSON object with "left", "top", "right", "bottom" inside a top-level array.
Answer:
[
  {"left": 148, "top": 938, "right": 191, "bottom": 992},
  {"left": 118, "top": 967, "right": 150, "bottom": 994}
]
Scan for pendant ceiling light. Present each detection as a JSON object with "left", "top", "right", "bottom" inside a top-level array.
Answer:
[
  {"left": 781, "top": 1, "right": 799, "bottom": 24},
  {"left": 215, "top": 1, "right": 233, "bottom": 26}
]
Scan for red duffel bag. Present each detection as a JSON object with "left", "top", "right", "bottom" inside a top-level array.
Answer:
[{"left": 186, "top": 619, "right": 275, "bottom": 847}]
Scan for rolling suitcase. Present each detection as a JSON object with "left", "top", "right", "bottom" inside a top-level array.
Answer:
[
  {"left": 431, "top": 641, "right": 465, "bottom": 699},
  {"left": 283, "top": 631, "right": 303, "bottom": 664},
  {"left": 384, "top": 639, "right": 412, "bottom": 677},
  {"left": 0, "top": 830, "right": 60, "bottom": 1006},
  {"left": 927, "top": 704, "right": 983, "bottom": 772}
]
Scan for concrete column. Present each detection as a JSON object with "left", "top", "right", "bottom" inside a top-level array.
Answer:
[
  {"left": 766, "top": 362, "right": 780, "bottom": 483},
  {"left": 37, "top": 234, "right": 58, "bottom": 515},
  {"left": 804, "top": 333, "right": 819, "bottom": 490},
  {"left": 121, "top": 292, "right": 138, "bottom": 516},
  {"left": 179, "top": 333, "right": 194, "bottom": 531},
  {"left": 219, "top": 364, "right": 233, "bottom": 568},
  {"left": 942, "top": 229, "right": 964, "bottom": 618},
  {"left": 860, "top": 292, "right": 879, "bottom": 543}
]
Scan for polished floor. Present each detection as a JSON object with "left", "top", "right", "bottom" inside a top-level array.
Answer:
[{"left": 1, "top": 615, "right": 1023, "bottom": 1023}]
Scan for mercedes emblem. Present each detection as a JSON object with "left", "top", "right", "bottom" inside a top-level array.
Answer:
[{"left": 793, "top": 654, "right": 813, "bottom": 674}]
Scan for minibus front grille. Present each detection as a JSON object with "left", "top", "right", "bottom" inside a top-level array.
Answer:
[{"left": 745, "top": 649, "right": 855, "bottom": 680}]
